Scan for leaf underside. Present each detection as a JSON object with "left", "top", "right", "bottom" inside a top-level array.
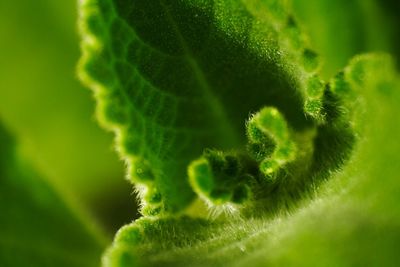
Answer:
[
  {"left": 80, "top": 0, "right": 344, "bottom": 214},
  {"left": 105, "top": 54, "right": 400, "bottom": 267},
  {"left": 78, "top": 0, "right": 400, "bottom": 266}
]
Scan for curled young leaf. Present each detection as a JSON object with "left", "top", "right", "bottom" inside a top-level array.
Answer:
[{"left": 79, "top": 0, "right": 333, "bottom": 215}]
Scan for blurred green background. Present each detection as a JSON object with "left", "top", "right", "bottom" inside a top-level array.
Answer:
[
  {"left": 292, "top": 0, "right": 398, "bottom": 78},
  {"left": 0, "top": 0, "right": 138, "bottom": 234}
]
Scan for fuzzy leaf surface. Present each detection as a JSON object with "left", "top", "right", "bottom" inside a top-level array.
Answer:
[
  {"left": 104, "top": 54, "right": 400, "bottom": 266},
  {"left": 79, "top": 0, "right": 325, "bottom": 213}
]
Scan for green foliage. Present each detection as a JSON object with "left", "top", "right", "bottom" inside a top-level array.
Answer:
[
  {"left": 1, "top": 0, "right": 399, "bottom": 266},
  {"left": 246, "top": 107, "right": 296, "bottom": 177},
  {"left": 0, "top": 125, "right": 105, "bottom": 267},
  {"left": 102, "top": 54, "right": 400, "bottom": 267},
  {"left": 79, "top": 0, "right": 331, "bottom": 215},
  {"left": 76, "top": 0, "right": 400, "bottom": 266},
  {"left": 75, "top": 0, "right": 400, "bottom": 266}
]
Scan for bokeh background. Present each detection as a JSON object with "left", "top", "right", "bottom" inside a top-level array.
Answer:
[
  {"left": 0, "top": 0, "right": 398, "bottom": 240},
  {"left": 0, "top": 0, "right": 139, "bottom": 235}
]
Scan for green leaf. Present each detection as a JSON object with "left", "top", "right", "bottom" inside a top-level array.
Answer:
[
  {"left": 77, "top": 0, "right": 400, "bottom": 266},
  {"left": 0, "top": 123, "right": 106, "bottom": 267},
  {"left": 104, "top": 54, "right": 400, "bottom": 267},
  {"left": 79, "top": 0, "right": 332, "bottom": 214}
]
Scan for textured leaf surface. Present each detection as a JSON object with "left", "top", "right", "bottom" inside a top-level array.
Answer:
[
  {"left": 78, "top": 0, "right": 400, "bottom": 266},
  {"left": 79, "top": 0, "right": 335, "bottom": 214},
  {"left": 0, "top": 124, "right": 105, "bottom": 267},
  {"left": 105, "top": 54, "right": 400, "bottom": 266}
]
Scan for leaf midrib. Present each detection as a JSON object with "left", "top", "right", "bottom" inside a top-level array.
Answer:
[{"left": 160, "top": 0, "right": 241, "bottom": 148}]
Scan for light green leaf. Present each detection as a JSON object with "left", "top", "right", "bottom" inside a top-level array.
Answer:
[
  {"left": 104, "top": 54, "right": 400, "bottom": 267},
  {"left": 0, "top": 124, "right": 106, "bottom": 267}
]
